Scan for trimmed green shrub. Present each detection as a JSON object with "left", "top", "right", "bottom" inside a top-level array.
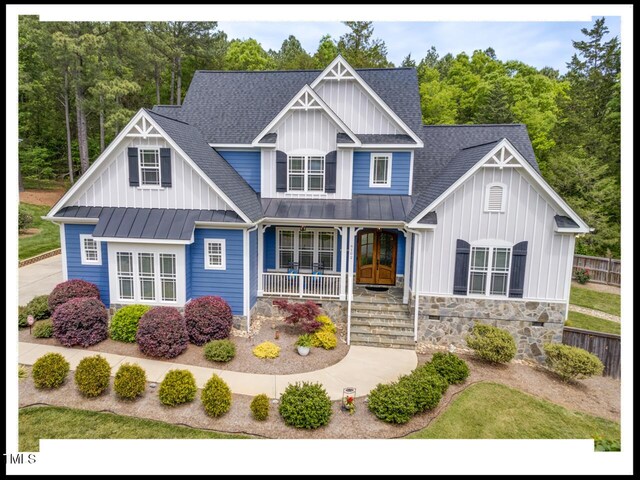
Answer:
[
  {"left": 544, "top": 343, "right": 604, "bottom": 381},
  {"left": 159, "top": 369, "right": 197, "bottom": 406},
  {"left": 19, "top": 207, "right": 33, "bottom": 231},
  {"left": 465, "top": 323, "right": 517, "bottom": 363},
  {"left": 18, "top": 306, "right": 28, "bottom": 328},
  {"left": 31, "top": 353, "right": 70, "bottom": 389},
  {"left": 52, "top": 297, "right": 109, "bottom": 347},
  {"left": 74, "top": 355, "right": 111, "bottom": 397},
  {"left": 114, "top": 363, "right": 147, "bottom": 400},
  {"left": 203, "top": 339, "right": 236, "bottom": 363},
  {"left": 18, "top": 365, "right": 28, "bottom": 380},
  {"left": 251, "top": 394, "right": 270, "bottom": 421},
  {"left": 412, "top": 363, "right": 449, "bottom": 395},
  {"left": 185, "top": 296, "right": 234, "bottom": 345},
  {"left": 399, "top": 370, "right": 447, "bottom": 413},
  {"left": 367, "top": 382, "right": 416, "bottom": 424},
  {"left": 136, "top": 307, "right": 189, "bottom": 359},
  {"left": 25, "top": 295, "right": 51, "bottom": 321},
  {"left": 48, "top": 279, "right": 101, "bottom": 312},
  {"left": 278, "top": 382, "right": 332, "bottom": 429},
  {"left": 311, "top": 329, "right": 337, "bottom": 349},
  {"left": 110, "top": 305, "right": 150, "bottom": 343},
  {"left": 429, "top": 352, "right": 470, "bottom": 384},
  {"left": 32, "top": 319, "right": 54, "bottom": 338},
  {"left": 201, "top": 374, "right": 232, "bottom": 417}
]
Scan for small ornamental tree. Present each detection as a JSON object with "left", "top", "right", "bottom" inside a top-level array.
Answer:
[
  {"left": 48, "top": 279, "right": 101, "bottom": 312},
  {"left": 136, "top": 307, "right": 188, "bottom": 358},
  {"left": 184, "top": 296, "right": 233, "bottom": 345},
  {"left": 272, "top": 299, "right": 322, "bottom": 333},
  {"left": 52, "top": 297, "right": 108, "bottom": 347}
]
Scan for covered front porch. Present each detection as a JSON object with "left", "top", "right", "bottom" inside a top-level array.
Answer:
[{"left": 256, "top": 223, "right": 411, "bottom": 303}]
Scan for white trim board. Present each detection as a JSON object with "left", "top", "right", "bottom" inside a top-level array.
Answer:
[{"left": 408, "top": 138, "right": 590, "bottom": 232}]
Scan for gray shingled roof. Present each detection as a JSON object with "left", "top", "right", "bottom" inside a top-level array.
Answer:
[
  {"left": 150, "top": 105, "right": 182, "bottom": 120},
  {"left": 146, "top": 109, "right": 263, "bottom": 222},
  {"left": 179, "top": 68, "right": 423, "bottom": 144},
  {"left": 418, "top": 211, "right": 437, "bottom": 225},
  {"left": 554, "top": 215, "right": 580, "bottom": 229},
  {"left": 336, "top": 132, "right": 356, "bottom": 144},
  {"left": 258, "top": 133, "right": 277, "bottom": 144},
  {"left": 55, "top": 207, "right": 243, "bottom": 240},
  {"left": 359, "top": 134, "right": 416, "bottom": 144},
  {"left": 262, "top": 195, "right": 413, "bottom": 222},
  {"left": 408, "top": 125, "right": 540, "bottom": 221}
]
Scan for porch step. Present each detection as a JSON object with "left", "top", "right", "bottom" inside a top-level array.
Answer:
[
  {"left": 350, "top": 333, "right": 416, "bottom": 350},
  {"left": 351, "top": 317, "right": 413, "bottom": 328},
  {"left": 350, "top": 325, "right": 414, "bottom": 336},
  {"left": 350, "top": 302, "right": 409, "bottom": 313},
  {"left": 351, "top": 295, "right": 404, "bottom": 304},
  {"left": 351, "top": 310, "right": 411, "bottom": 321}
]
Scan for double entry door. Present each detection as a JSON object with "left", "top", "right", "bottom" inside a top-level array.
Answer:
[{"left": 355, "top": 229, "right": 397, "bottom": 286}]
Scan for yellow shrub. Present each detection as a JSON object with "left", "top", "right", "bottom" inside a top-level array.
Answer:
[
  {"left": 252, "top": 341, "right": 281, "bottom": 359},
  {"left": 315, "top": 315, "right": 336, "bottom": 333},
  {"left": 311, "top": 329, "right": 337, "bottom": 349}
]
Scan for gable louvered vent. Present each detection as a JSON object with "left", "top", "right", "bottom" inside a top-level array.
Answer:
[{"left": 485, "top": 183, "right": 506, "bottom": 212}]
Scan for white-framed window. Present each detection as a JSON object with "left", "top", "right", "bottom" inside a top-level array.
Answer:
[
  {"left": 109, "top": 245, "right": 184, "bottom": 304},
  {"left": 204, "top": 239, "right": 226, "bottom": 270},
  {"left": 139, "top": 148, "right": 161, "bottom": 186},
  {"left": 287, "top": 154, "right": 325, "bottom": 192},
  {"left": 484, "top": 182, "right": 507, "bottom": 212},
  {"left": 370, "top": 153, "right": 392, "bottom": 188},
  {"left": 80, "top": 234, "right": 102, "bottom": 265},
  {"left": 468, "top": 246, "right": 511, "bottom": 296},
  {"left": 276, "top": 228, "right": 336, "bottom": 272}
]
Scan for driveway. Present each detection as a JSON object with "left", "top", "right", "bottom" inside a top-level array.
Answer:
[{"left": 18, "top": 255, "right": 63, "bottom": 305}]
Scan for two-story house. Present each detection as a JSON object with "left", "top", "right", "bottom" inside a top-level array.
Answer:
[{"left": 45, "top": 56, "right": 589, "bottom": 360}]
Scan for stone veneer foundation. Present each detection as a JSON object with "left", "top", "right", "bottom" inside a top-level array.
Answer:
[
  {"left": 254, "top": 297, "right": 347, "bottom": 329},
  {"left": 411, "top": 295, "right": 566, "bottom": 363}
]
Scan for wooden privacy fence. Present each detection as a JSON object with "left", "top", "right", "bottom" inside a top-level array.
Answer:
[
  {"left": 562, "top": 326, "right": 620, "bottom": 379},
  {"left": 573, "top": 254, "right": 620, "bottom": 286}
]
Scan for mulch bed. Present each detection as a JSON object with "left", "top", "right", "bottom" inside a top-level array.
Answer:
[{"left": 18, "top": 315, "right": 349, "bottom": 375}]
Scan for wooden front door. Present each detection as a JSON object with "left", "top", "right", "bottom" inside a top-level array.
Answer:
[{"left": 356, "top": 230, "right": 397, "bottom": 285}]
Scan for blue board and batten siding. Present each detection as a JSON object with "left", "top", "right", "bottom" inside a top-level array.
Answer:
[
  {"left": 189, "top": 228, "right": 244, "bottom": 315},
  {"left": 217, "top": 151, "right": 261, "bottom": 192},
  {"left": 250, "top": 230, "right": 258, "bottom": 309},
  {"left": 64, "top": 224, "right": 110, "bottom": 306},
  {"left": 352, "top": 152, "right": 411, "bottom": 195}
]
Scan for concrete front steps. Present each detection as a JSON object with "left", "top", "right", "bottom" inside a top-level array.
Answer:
[{"left": 349, "top": 300, "right": 416, "bottom": 350}]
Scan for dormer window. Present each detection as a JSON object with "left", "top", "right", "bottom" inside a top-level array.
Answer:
[
  {"left": 139, "top": 149, "right": 161, "bottom": 186},
  {"left": 288, "top": 154, "right": 325, "bottom": 192},
  {"left": 485, "top": 182, "right": 506, "bottom": 212}
]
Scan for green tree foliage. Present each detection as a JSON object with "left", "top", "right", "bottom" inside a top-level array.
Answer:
[
  {"left": 337, "top": 21, "right": 393, "bottom": 68},
  {"left": 224, "top": 38, "right": 274, "bottom": 71},
  {"left": 275, "top": 35, "right": 314, "bottom": 70},
  {"left": 313, "top": 34, "right": 339, "bottom": 68}
]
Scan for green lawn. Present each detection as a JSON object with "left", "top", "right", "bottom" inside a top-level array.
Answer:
[
  {"left": 19, "top": 406, "right": 249, "bottom": 451},
  {"left": 570, "top": 284, "right": 621, "bottom": 317},
  {"left": 565, "top": 311, "right": 620, "bottom": 335},
  {"left": 22, "top": 178, "right": 69, "bottom": 190},
  {"left": 18, "top": 203, "right": 60, "bottom": 260},
  {"left": 408, "top": 382, "right": 620, "bottom": 441}
]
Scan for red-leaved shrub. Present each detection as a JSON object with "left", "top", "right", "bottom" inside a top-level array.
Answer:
[
  {"left": 273, "top": 299, "right": 322, "bottom": 333},
  {"left": 184, "top": 296, "right": 234, "bottom": 345},
  {"left": 52, "top": 297, "right": 108, "bottom": 347},
  {"left": 136, "top": 307, "right": 188, "bottom": 358},
  {"left": 48, "top": 279, "right": 101, "bottom": 312}
]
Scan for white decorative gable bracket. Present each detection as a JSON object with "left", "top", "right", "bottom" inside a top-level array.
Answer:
[
  {"left": 323, "top": 60, "right": 355, "bottom": 82},
  {"left": 126, "top": 116, "right": 163, "bottom": 139},
  {"left": 482, "top": 146, "right": 521, "bottom": 169},
  {"left": 292, "top": 91, "right": 322, "bottom": 111}
]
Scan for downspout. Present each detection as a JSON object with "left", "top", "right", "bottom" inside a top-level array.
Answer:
[
  {"left": 404, "top": 227, "right": 422, "bottom": 342},
  {"left": 244, "top": 224, "right": 258, "bottom": 333}
]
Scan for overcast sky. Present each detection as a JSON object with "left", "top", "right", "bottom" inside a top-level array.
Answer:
[{"left": 218, "top": 18, "right": 621, "bottom": 73}]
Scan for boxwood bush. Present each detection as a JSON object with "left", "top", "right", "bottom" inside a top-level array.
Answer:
[
  {"left": 201, "top": 374, "right": 232, "bottom": 417},
  {"left": 18, "top": 306, "right": 28, "bottom": 328},
  {"left": 184, "top": 296, "right": 233, "bottom": 345},
  {"left": 74, "top": 355, "right": 111, "bottom": 397},
  {"left": 544, "top": 343, "right": 604, "bottom": 381},
  {"left": 159, "top": 369, "right": 197, "bottom": 406},
  {"left": 367, "top": 382, "right": 416, "bottom": 424},
  {"left": 136, "top": 307, "right": 188, "bottom": 358},
  {"left": 110, "top": 305, "right": 150, "bottom": 343},
  {"left": 429, "top": 352, "right": 470, "bottom": 384},
  {"left": 48, "top": 279, "right": 101, "bottom": 312},
  {"left": 52, "top": 297, "right": 109, "bottom": 347},
  {"left": 466, "top": 323, "right": 517, "bottom": 363},
  {"left": 251, "top": 394, "right": 270, "bottom": 421},
  {"left": 278, "top": 382, "right": 332, "bottom": 429},
  {"left": 114, "top": 363, "right": 147, "bottom": 400},
  {"left": 32, "top": 319, "right": 54, "bottom": 338},
  {"left": 203, "top": 339, "right": 236, "bottom": 363},
  {"left": 25, "top": 295, "right": 51, "bottom": 321},
  {"left": 31, "top": 353, "right": 70, "bottom": 389},
  {"left": 399, "top": 370, "right": 447, "bottom": 413},
  {"left": 411, "top": 363, "right": 449, "bottom": 395}
]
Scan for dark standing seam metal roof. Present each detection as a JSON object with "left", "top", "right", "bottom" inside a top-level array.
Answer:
[
  {"left": 407, "top": 125, "right": 540, "bottom": 221},
  {"left": 177, "top": 68, "right": 423, "bottom": 145},
  {"left": 145, "top": 109, "right": 263, "bottom": 222},
  {"left": 554, "top": 215, "right": 580, "bottom": 229},
  {"left": 55, "top": 207, "right": 243, "bottom": 240},
  {"left": 261, "top": 195, "right": 413, "bottom": 222}
]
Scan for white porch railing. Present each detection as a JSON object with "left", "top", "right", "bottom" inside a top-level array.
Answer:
[{"left": 262, "top": 272, "right": 341, "bottom": 299}]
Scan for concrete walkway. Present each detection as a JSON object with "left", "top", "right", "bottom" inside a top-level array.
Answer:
[
  {"left": 18, "top": 255, "right": 63, "bottom": 305},
  {"left": 18, "top": 342, "right": 417, "bottom": 400},
  {"left": 568, "top": 304, "right": 621, "bottom": 323}
]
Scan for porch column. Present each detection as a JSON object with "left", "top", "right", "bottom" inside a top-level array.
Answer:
[
  {"left": 339, "top": 226, "right": 347, "bottom": 300},
  {"left": 403, "top": 231, "right": 412, "bottom": 304},
  {"left": 257, "top": 224, "right": 267, "bottom": 296}
]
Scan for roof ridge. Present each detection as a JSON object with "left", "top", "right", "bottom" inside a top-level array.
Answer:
[
  {"left": 460, "top": 139, "right": 501, "bottom": 150},
  {"left": 192, "top": 67, "right": 413, "bottom": 74},
  {"left": 423, "top": 123, "right": 525, "bottom": 128},
  {"left": 145, "top": 108, "right": 190, "bottom": 125},
  {"left": 153, "top": 104, "right": 181, "bottom": 108}
]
